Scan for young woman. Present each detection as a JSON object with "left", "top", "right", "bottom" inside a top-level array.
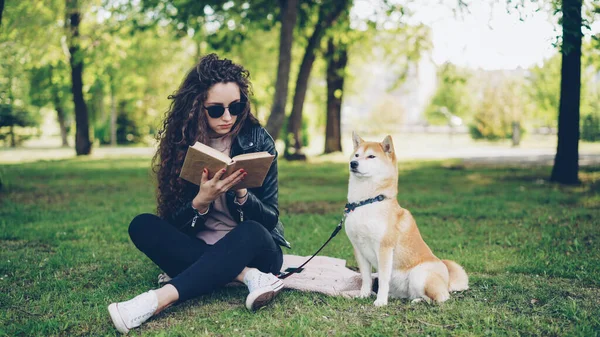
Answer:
[{"left": 108, "top": 54, "right": 290, "bottom": 334}]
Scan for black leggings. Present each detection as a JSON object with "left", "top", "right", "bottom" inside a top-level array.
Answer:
[{"left": 128, "top": 213, "right": 283, "bottom": 302}]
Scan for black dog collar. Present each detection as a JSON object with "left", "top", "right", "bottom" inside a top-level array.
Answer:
[{"left": 344, "top": 194, "right": 386, "bottom": 214}]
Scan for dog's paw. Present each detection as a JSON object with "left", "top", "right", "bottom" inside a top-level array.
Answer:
[
  {"left": 358, "top": 287, "right": 372, "bottom": 298},
  {"left": 411, "top": 297, "right": 432, "bottom": 305},
  {"left": 374, "top": 298, "right": 388, "bottom": 307},
  {"left": 434, "top": 292, "right": 450, "bottom": 303}
]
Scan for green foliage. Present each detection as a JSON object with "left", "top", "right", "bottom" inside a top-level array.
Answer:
[
  {"left": 81, "top": 4, "right": 193, "bottom": 144},
  {"left": 526, "top": 54, "right": 561, "bottom": 128},
  {"left": 469, "top": 73, "right": 531, "bottom": 141},
  {"left": 0, "top": 103, "right": 40, "bottom": 146},
  {"left": 282, "top": 117, "right": 311, "bottom": 153},
  {"left": 581, "top": 113, "right": 600, "bottom": 142},
  {"left": 219, "top": 28, "right": 280, "bottom": 123},
  {"left": 425, "top": 63, "right": 475, "bottom": 125},
  {"left": 116, "top": 106, "right": 142, "bottom": 144},
  {"left": 139, "top": 0, "right": 281, "bottom": 51},
  {"left": 0, "top": 104, "right": 38, "bottom": 129},
  {"left": 1, "top": 0, "right": 66, "bottom": 134},
  {"left": 93, "top": 122, "right": 111, "bottom": 145},
  {"left": 1, "top": 158, "right": 600, "bottom": 335}
]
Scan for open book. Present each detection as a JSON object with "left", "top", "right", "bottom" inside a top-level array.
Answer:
[{"left": 179, "top": 141, "right": 275, "bottom": 190}]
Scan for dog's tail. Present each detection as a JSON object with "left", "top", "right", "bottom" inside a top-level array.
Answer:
[{"left": 442, "top": 260, "right": 469, "bottom": 292}]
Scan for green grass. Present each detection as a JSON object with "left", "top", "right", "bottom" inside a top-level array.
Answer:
[{"left": 1, "top": 157, "right": 599, "bottom": 336}]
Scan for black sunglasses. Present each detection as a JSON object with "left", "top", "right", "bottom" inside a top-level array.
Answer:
[{"left": 204, "top": 101, "right": 247, "bottom": 119}]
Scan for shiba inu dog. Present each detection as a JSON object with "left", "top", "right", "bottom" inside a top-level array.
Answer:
[{"left": 344, "top": 132, "right": 468, "bottom": 306}]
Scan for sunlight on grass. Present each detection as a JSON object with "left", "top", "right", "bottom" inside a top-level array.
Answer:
[{"left": 1, "top": 157, "right": 599, "bottom": 336}]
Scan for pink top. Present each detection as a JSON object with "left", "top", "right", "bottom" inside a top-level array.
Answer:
[{"left": 196, "top": 135, "right": 239, "bottom": 245}]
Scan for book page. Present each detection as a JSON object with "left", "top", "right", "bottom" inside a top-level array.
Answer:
[
  {"left": 179, "top": 143, "right": 232, "bottom": 185},
  {"left": 231, "top": 152, "right": 273, "bottom": 161},
  {"left": 229, "top": 153, "right": 275, "bottom": 189},
  {"left": 191, "top": 142, "right": 232, "bottom": 163}
]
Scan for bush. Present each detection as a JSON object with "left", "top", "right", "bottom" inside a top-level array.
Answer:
[
  {"left": 94, "top": 122, "right": 111, "bottom": 145},
  {"left": 468, "top": 109, "right": 510, "bottom": 141},
  {"left": 469, "top": 114, "right": 525, "bottom": 142},
  {"left": 581, "top": 114, "right": 600, "bottom": 142},
  {"left": 93, "top": 112, "right": 143, "bottom": 145},
  {"left": 0, "top": 103, "right": 40, "bottom": 147},
  {"left": 117, "top": 111, "right": 141, "bottom": 145}
]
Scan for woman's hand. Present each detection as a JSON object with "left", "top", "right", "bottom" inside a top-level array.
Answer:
[{"left": 192, "top": 168, "right": 247, "bottom": 211}]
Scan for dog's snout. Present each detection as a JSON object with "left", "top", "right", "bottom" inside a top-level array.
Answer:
[{"left": 350, "top": 161, "right": 359, "bottom": 169}]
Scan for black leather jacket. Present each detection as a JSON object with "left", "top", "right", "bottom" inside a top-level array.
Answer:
[{"left": 166, "top": 123, "right": 291, "bottom": 249}]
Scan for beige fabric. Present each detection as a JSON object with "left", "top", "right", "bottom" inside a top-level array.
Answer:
[
  {"left": 196, "top": 135, "right": 238, "bottom": 245},
  {"left": 157, "top": 254, "right": 373, "bottom": 297},
  {"left": 280, "top": 254, "right": 372, "bottom": 298}
]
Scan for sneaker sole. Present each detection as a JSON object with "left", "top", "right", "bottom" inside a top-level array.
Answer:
[
  {"left": 246, "top": 281, "right": 284, "bottom": 311},
  {"left": 108, "top": 303, "right": 130, "bottom": 334},
  {"left": 250, "top": 290, "right": 274, "bottom": 311}
]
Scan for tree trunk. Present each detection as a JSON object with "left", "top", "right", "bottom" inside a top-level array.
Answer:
[
  {"left": 110, "top": 80, "right": 117, "bottom": 147},
  {"left": 324, "top": 38, "right": 347, "bottom": 154},
  {"left": 0, "top": 0, "right": 5, "bottom": 27},
  {"left": 286, "top": 0, "right": 348, "bottom": 159},
  {"left": 66, "top": 0, "right": 92, "bottom": 155},
  {"left": 47, "top": 65, "right": 69, "bottom": 147},
  {"left": 9, "top": 125, "right": 15, "bottom": 148},
  {"left": 56, "top": 106, "right": 69, "bottom": 147},
  {"left": 53, "top": 93, "right": 69, "bottom": 147},
  {"left": 265, "top": 0, "right": 298, "bottom": 140},
  {"left": 550, "top": 0, "right": 582, "bottom": 184}
]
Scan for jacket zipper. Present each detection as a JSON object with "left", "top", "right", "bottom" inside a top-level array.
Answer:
[
  {"left": 237, "top": 208, "right": 244, "bottom": 222},
  {"left": 191, "top": 214, "right": 199, "bottom": 227}
]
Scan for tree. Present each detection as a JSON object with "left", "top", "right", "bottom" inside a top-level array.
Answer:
[
  {"left": 285, "top": 0, "right": 350, "bottom": 159},
  {"left": 140, "top": 0, "right": 298, "bottom": 139},
  {"left": 265, "top": 0, "right": 298, "bottom": 140},
  {"left": 29, "top": 62, "right": 72, "bottom": 147},
  {"left": 0, "top": 104, "right": 38, "bottom": 147},
  {"left": 0, "top": 0, "right": 4, "bottom": 26},
  {"left": 323, "top": 30, "right": 348, "bottom": 153},
  {"left": 425, "top": 63, "right": 475, "bottom": 126},
  {"left": 526, "top": 54, "right": 562, "bottom": 128},
  {"left": 1, "top": 0, "right": 61, "bottom": 146},
  {"left": 66, "top": 0, "right": 92, "bottom": 155},
  {"left": 550, "top": 0, "right": 583, "bottom": 184},
  {"left": 469, "top": 73, "right": 529, "bottom": 141}
]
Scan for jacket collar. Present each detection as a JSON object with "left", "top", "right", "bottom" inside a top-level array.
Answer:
[{"left": 234, "top": 123, "right": 260, "bottom": 152}]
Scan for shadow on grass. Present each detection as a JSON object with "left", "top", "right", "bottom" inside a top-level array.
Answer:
[{"left": 1, "top": 157, "right": 599, "bottom": 336}]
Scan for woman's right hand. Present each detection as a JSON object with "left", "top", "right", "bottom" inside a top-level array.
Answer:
[{"left": 192, "top": 168, "right": 247, "bottom": 212}]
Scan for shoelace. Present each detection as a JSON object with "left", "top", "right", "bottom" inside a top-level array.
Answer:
[
  {"left": 121, "top": 293, "right": 156, "bottom": 326},
  {"left": 248, "top": 273, "right": 280, "bottom": 292}
]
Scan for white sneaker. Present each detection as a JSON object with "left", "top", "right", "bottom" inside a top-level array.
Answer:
[
  {"left": 108, "top": 290, "right": 158, "bottom": 334},
  {"left": 243, "top": 270, "right": 284, "bottom": 311}
]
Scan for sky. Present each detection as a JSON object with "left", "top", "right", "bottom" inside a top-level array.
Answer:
[
  {"left": 353, "top": 0, "right": 562, "bottom": 71},
  {"left": 414, "top": 1, "right": 559, "bottom": 70}
]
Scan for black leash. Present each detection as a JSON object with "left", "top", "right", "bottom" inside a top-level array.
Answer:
[{"left": 277, "top": 194, "right": 386, "bottom": 280}]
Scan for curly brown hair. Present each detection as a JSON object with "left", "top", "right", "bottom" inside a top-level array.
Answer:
[{"left": 152, "top": 53, "right": 260, "bottom": 219}]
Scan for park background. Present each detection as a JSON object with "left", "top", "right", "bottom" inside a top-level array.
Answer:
[{"left": 1, "top": 0, "right": 600, "bottom": 336}]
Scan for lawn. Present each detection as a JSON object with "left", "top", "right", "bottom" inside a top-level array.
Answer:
[{"left": 1, "top": 156, "right": 599, "bottom": 336}]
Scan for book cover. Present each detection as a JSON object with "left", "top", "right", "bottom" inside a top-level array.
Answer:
[{"left": 179, "top": 142, "right": 275, "bottom": 189}]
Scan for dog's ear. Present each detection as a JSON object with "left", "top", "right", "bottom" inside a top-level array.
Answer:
[
  {"left": 352, "top": 131, "right": 364, "bottom": 150},
  {"left": 381, "top": 135, "right": 395, "bottom": 155}
]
